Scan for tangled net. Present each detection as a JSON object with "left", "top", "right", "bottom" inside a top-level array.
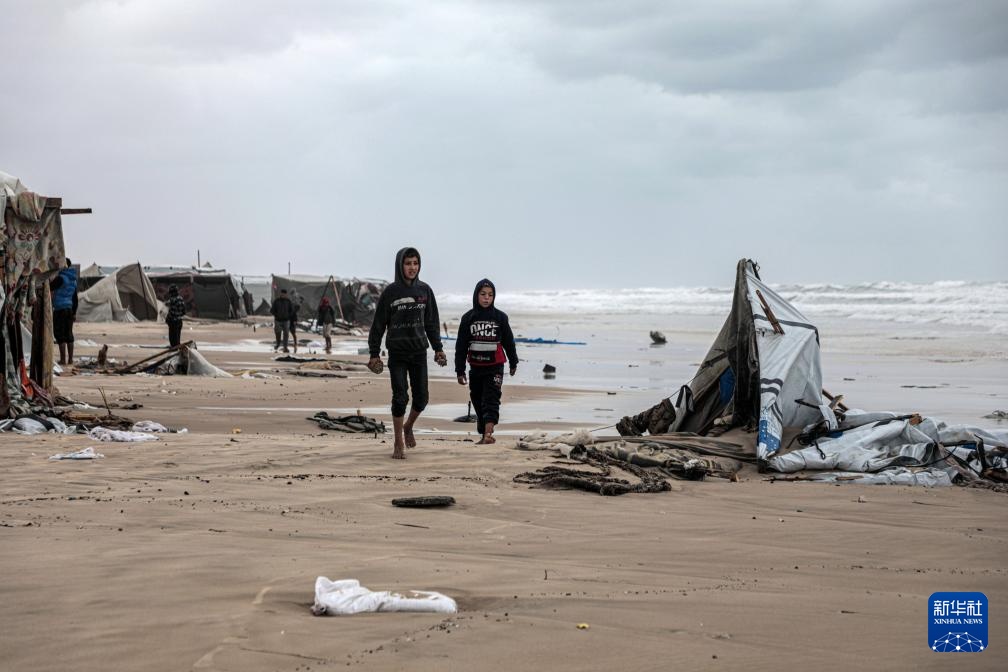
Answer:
[{"left": 514, "top": 446, "right": 673, "bottom": 496}]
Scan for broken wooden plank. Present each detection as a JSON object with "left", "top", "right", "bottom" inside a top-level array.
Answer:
[{"left": 755, "top": 289, "right": 785, "bottom": 335}]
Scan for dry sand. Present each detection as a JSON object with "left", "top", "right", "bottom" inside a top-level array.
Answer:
[{"left": 2, "top": 321, "right": 1004, "bottom": 671}]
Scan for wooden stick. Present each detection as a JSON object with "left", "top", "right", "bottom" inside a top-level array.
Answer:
[
  {"left": 60, "top": 208, "right": 92, "bottom": 215},
  {"left": 822, "top": 388, "right": 849, "bottom": 413},
  {"left": 98, "top": 386, "right": 112, "bottom": 417},
  {"left": 116, "top": 340, "right": 194, "bottom": 374},
  {"left": 755, "top": 289, "right": 785, "bottom": 335}
]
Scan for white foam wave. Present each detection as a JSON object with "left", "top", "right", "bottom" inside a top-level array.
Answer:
[{"left": 439, "top": 281, "right": 1008, "bottom": 332}]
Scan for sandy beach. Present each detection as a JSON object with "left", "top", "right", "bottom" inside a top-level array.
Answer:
[{"left": 2, "top": 320, "right": 1005, "bottom": 671}]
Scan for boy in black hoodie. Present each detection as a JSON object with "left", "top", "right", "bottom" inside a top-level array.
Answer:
[
  {"left": 368, "top": 247, "right": 447, "bottom": 459},
  {"left": 454, "top": 279, "right": 518, "bottom": 444}
]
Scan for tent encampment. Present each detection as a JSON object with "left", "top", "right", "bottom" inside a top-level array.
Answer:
[
  {"left": 77, "top": 263, "right": 161, "bottom": 322},
  {"left": 271, "top": 274, "right": 386, "bottom": 326},
  {"left": 147, "top": 267, "right": 247, "bottom": 320}
]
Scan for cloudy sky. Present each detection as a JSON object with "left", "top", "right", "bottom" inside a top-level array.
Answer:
[{"left": 2, "top": 0, "right": 1005, "bottom": 291}]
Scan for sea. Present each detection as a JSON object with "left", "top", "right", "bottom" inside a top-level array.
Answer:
[{"left": 270, "top": 280, "right": 1008, "bottom": 428}]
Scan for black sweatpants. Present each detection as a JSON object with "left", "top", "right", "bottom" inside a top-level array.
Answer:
[
  {"left": 469, "top": 365, "right": 503, "bottom": 435},
  {"left": 389, "top": 350, "right": 429, "bottom": 417},
  {"left": 168, "top": 321, "right": 183, "bottom": 347},
  {"left": 53, "top": 309, "right": 75, "bottom": 344}
]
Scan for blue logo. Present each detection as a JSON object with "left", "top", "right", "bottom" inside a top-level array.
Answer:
[{"left": 928, "top": 592, "right": 987, "bottom": 652}]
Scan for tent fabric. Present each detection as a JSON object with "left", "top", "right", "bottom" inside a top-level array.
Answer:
[
  {"left": 663, "top": 260, "right": 823, "bottom": 458},
  {"left": 616, "top": 258, "right": 1008, "bottom": 487},
  {"left": 253, "top": 298, "right": 271, "bottom": 316},
  {"left": 765, "top": 410, "right": 1008, "bottom": 486},
  {"left": 148, "top": 270, "right": 246, "bottom": 320},
  {"left": 77, "top": 263, "right": 161, "bottom": 322},
  {"left": 271, "top": 274, "right": 387, "bottom": 326},
  {"left": 745, "top": 270, "right": 825, "bottom": 460}
]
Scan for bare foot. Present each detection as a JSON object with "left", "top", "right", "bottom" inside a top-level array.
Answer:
[
  {"left": 482, "top": 435, "right": 496, "bottom": 444},
  {"left": 392, "top": 443, "right": 406, "bottom": 459},
  {"left": 404, "top": 426, "right": 417, "bottom": 448}
]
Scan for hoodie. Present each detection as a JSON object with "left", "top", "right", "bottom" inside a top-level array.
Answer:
[
  {"left": 51, "top": 266, "right": 78, "bottom": 311},
  {"left": 368, "top": 247, "right": 443, "bottom": 357},
  {"left": 454, "top": 278, "right": 518, "bottom": 375}
]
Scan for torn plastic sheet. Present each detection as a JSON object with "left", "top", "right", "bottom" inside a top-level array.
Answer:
[
  {"left": 311, "top": 577, "right": 457, "bottom": 615},
  {"left": 767, "top": 410, "right": 1008, "bottom": 486},
  {"left": 87, "top": 427, "right": 159, "bottom": 442},
  {"left": 49, "top": 447, "right": 104, "bottom": 460},
  {"left": 1, "top": 416, "right": 75, "bottom": 435}
]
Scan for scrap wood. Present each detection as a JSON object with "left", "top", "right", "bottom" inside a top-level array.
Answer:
[
  {"left": 755, "top": 289, "right": 785, "bottom": 335},
  {"left": 290, "top": 369, "right": 348, "bottom": 378},
  {"left": 391, "top": 496, "right": 455, "bottom": 508},
  {"left": 822, "top": 388, "right": 849, "bottom": 413},
  {"left": 116, "top": 341, "right": 195, "bottom": 374},
  {"left": 54, "top": 408, "right": 134, "bottom": 430}
]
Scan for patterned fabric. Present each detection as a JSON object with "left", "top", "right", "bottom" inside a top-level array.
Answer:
[
  {"left": 3, "top": 196, "right": 65, "bottom": 294},
  {"left": 166, "top": 295, "right": 186, "bottom": 324}
]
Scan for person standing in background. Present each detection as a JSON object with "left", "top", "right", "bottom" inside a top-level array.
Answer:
[
  {"left": 50, "top": 257, "right": 78, "bottom": 366},
  {"left": 165, "top": 284, "right": 186, "bottom": 348},
  {"left": 317, "top": 296, "right": 336, "bottom": 354},
  {"left": 270, "top": 289, "right": 294, "bottom": 352}
]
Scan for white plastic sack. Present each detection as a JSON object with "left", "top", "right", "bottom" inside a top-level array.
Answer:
[
  {"left": 131, "top": 421, "right": 168, "bottom": 433},
  {"left": 13, "top": 418, "right": 48, "bottom": 434},
  {"left": 88, "top": 427, "right": 159, "bottom": 442},
  {"left": 312, "top": 577, "right": 457, "bottom": 616},
  {"left": 49, "top": 447, "right": 104, "bottom": 460}
]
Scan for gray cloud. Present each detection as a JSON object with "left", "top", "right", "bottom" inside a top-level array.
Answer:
[{"left": 1, "top": 0, "right": 1004, "bottom": 290}]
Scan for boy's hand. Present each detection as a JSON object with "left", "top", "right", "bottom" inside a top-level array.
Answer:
[
  {"left": 434, "top": 351, "right": 447, "bottom": 367},
  {"left": 457, "top": 374, "right": 467, "bottom": 385},
  {"left": 367, "top": 357, "right": 384, "bottom": 374},
  {"left": 509, "top": 366, "right": 517, "bottom": 376}
]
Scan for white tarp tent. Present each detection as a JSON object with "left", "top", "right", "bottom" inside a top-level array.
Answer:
[{"left": 77, "top": 263, "right": 163, "bottom": 322}]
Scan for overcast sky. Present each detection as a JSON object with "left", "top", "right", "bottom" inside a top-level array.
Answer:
[{"left": 2, "top": 0, "right": 1005, "bottom": 291}]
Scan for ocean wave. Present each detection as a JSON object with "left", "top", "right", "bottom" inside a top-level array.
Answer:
[{"left": 438, "top": 281, "right": 1008, "bottom": 332}]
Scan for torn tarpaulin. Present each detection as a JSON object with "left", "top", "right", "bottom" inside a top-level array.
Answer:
[
  {"left": 308, "top": 412, "right": 385, "bottom": 433},
  {"left": 49, "top": 447, "right": 103, "bottom": 460}
]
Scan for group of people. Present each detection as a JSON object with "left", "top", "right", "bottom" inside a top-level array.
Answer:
[
  {"left": 50, "top": 247, "right": 518, "bottom": 456},
  {"left": 367, "top": 247, "right": 519, "bottom": 458}
]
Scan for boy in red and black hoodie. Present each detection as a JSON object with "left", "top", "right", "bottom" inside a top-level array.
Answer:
[{"left": 455, "top": 279, "right": 519, "bottom": 444}]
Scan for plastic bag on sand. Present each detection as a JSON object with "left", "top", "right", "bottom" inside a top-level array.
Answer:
[
  {"left": 49, "top": 447, "right": 104, "bottom": 460},
  {"left": 12, "top": 418, "right": 48, "bottom": 434},
  {"left": 311, "top": 577, "right": 457, "bottom": 616},
  {"left": 132, "top": 421, "right": 168, "bottom": 433},
  {"left": 88, "top": 427, "right": 159, "bottom": 442}
]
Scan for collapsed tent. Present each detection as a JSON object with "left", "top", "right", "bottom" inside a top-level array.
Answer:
[
  {"left": 271, "top": 274, "right": 386, "bottom": 327},
  {"left": 615, "top": 259, "right": 1008, "bottom": 487},
  {"left": 76, "top": 262, "right": 161, "bottom": 322},
  {"left": 147, "top": 267, "right": 247, "bottom": 320},
  {"left": 116, "top": 341, "right": 232, "bottom": 377}
]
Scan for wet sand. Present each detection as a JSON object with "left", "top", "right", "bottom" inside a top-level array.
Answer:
[{"left": 1, "top": 321, "right": 1005, "bottom": 671}]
